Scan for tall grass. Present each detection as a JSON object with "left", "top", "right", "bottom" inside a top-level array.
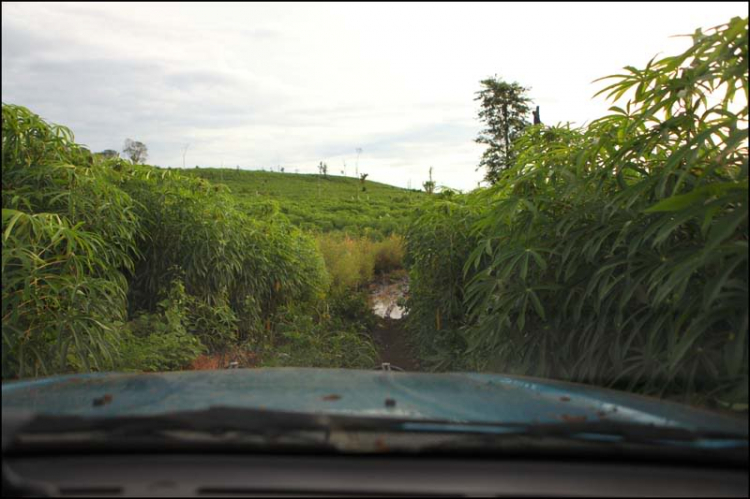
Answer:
[
  {"left": 2, "top": 105, "right": 138, "bottom": 377},
  {"left": 373, "top": 234, "right": 406, "bottom": 274},
  {"left": 405, "top": 17, "right": 748, "bottom": 408},
  {"left": 2, "top": 104, "right": 333, "bottom": 377},
  {"left": 316, "top": 233, "right": 405, "bottom": 293},
  {"left": 404, "top": 190, "right": 482, "bottom": 370}
]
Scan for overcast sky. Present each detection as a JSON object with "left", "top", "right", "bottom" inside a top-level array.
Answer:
[{"left": 2, "top": 2, "right": 746, "bottom": 190}]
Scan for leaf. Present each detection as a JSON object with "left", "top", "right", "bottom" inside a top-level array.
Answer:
[
  {"left": 527, "top": 288, "right": 546, "bottom": 321},
  {"left": 2, "top": 209, "right": 25, "bottom": 241},
  {"left": 704, "top": 210, "right": 747, "bottom": 255},
  {"left": 645, "top": 182, "right": 747, "bottom": 213}
]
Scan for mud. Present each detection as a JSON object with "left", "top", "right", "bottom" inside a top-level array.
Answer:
[
  {"left": 369, "top": 275, "right": 408, "bottom": 319},
  {"left": 368, "top": 274, "right": 420, "bottom": 371}
]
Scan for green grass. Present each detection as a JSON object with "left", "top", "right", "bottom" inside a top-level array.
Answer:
[{"left": 182, "top": 168, "right": 424, "bottom": 237}]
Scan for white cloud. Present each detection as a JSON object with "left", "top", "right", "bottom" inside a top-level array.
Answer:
[{"left": 2, "top": 2, "right": 746, "bottom": 190}]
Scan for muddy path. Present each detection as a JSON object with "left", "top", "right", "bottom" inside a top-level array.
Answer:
[
  {"left": 369, "top": 317, "right": 421, "bottom": 371},
  {"left": 368, "top": 274, "right": 421, "bottom": 371}
]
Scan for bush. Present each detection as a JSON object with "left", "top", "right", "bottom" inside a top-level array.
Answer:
[
  {"left": 261, "top": 303, "right": 378, "bottom": 369},
  {"left": 184, "top": 291, "right": 238, "bottom": 353},
  {"left": 118, "top": 280, "right": 204, "bottom": 372},
  {"left": 328, "top": 289, "right": 377, "bottom": 332}
]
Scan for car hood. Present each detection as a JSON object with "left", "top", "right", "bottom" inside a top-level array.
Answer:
[{"left": 2, "top": 368, "right": 746, "bottom": 435}]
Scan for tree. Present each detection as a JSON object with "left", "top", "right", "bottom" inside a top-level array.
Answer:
[
  {"left": 475, "top": 76, "right": 532, "bottom": 183},
  {"left": 318, "top": 161, "right": 328, "bottom": 177},
  {"left": 123, "top": 138, "right": 148, "bottom": 164},
  {"left": 422, "top": 167, "right": 436, "bottom": 194},
  {"left": 98, "top": 149, "right": 119, "bottom": 159}
]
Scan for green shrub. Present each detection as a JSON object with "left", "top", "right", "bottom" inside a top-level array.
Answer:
[
  {"left": 184, "top": 292, "right": 238, "bottom": 353},
  {"left": 328, "top": 289, "right": 377, "bottom": 332},
  {"left": 262, "top": 303, "right": 378, "bottom": 369},
  {"left": 118, "top": 280, "right": 204, "bottom": 372}
]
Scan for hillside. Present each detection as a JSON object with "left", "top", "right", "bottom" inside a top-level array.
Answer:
[{"left": 182, "top": 168, "right": 424, "bottom": 237}]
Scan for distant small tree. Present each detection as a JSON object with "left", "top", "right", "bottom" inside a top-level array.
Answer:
[
  {"left": 280, "top": 167, "right": 285, "bottom": 173},
  {"left": 318, "top": 161, "right": 328, "bottom": 177},
  {"left": 359, "top": 173, "right": 368, "bottom": 192},
  {"left": 422, "top": 167, "right": 436, "bottom": 194},
  {"left": 98, "top": 149, "right": 119, "bottom": 159},
  {"left": 123, "top": 138, "right": 148, "bottom": 164}
]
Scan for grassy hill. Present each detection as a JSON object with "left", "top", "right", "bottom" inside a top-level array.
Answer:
[{"left": 183, "top": 168, "right": 425, "bottom": 237}]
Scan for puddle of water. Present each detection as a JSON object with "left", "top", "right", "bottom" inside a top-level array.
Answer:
[{"left": 370, "top": 277, "right": 408, "bottom": 319}]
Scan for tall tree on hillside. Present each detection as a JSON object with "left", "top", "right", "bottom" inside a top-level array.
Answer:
[
  {"left": 475, "top": 76, "right": 532, "bottom": 183},
  {"left": 123, "top": 138, "right": 148, "bottom": 164}
]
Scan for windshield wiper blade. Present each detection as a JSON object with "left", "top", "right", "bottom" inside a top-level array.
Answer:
[
  {"left": 6, "top": 407, "right": 747, "bottom": 451},
  {"left": 441, "top": 420, "right": 748, "bottom": 443},
  {"left": 403, "top": 420, "right": 747, "bottom": 459},
  {"left": 6, "top": 407, "right": 343, "bottom": 451}
]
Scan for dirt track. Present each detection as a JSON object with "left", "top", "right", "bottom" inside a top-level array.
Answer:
[
  {"left": 367, "top": 274, "right": 420, "bottom": 371},
  {"left": 369, "top": 317, "right": 421, "bottom": 371}
]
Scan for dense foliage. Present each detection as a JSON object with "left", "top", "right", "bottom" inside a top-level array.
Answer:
[
  {"left": 2, "top": 104, "right": 377, "bottom": 378},
  {"left": 406, "top": 17, "right": 748, "bottom": 409}
]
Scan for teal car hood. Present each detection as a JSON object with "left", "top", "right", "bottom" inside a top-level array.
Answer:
[{"left": 2, "top": 368, "right": 746, "bottom": 436}]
